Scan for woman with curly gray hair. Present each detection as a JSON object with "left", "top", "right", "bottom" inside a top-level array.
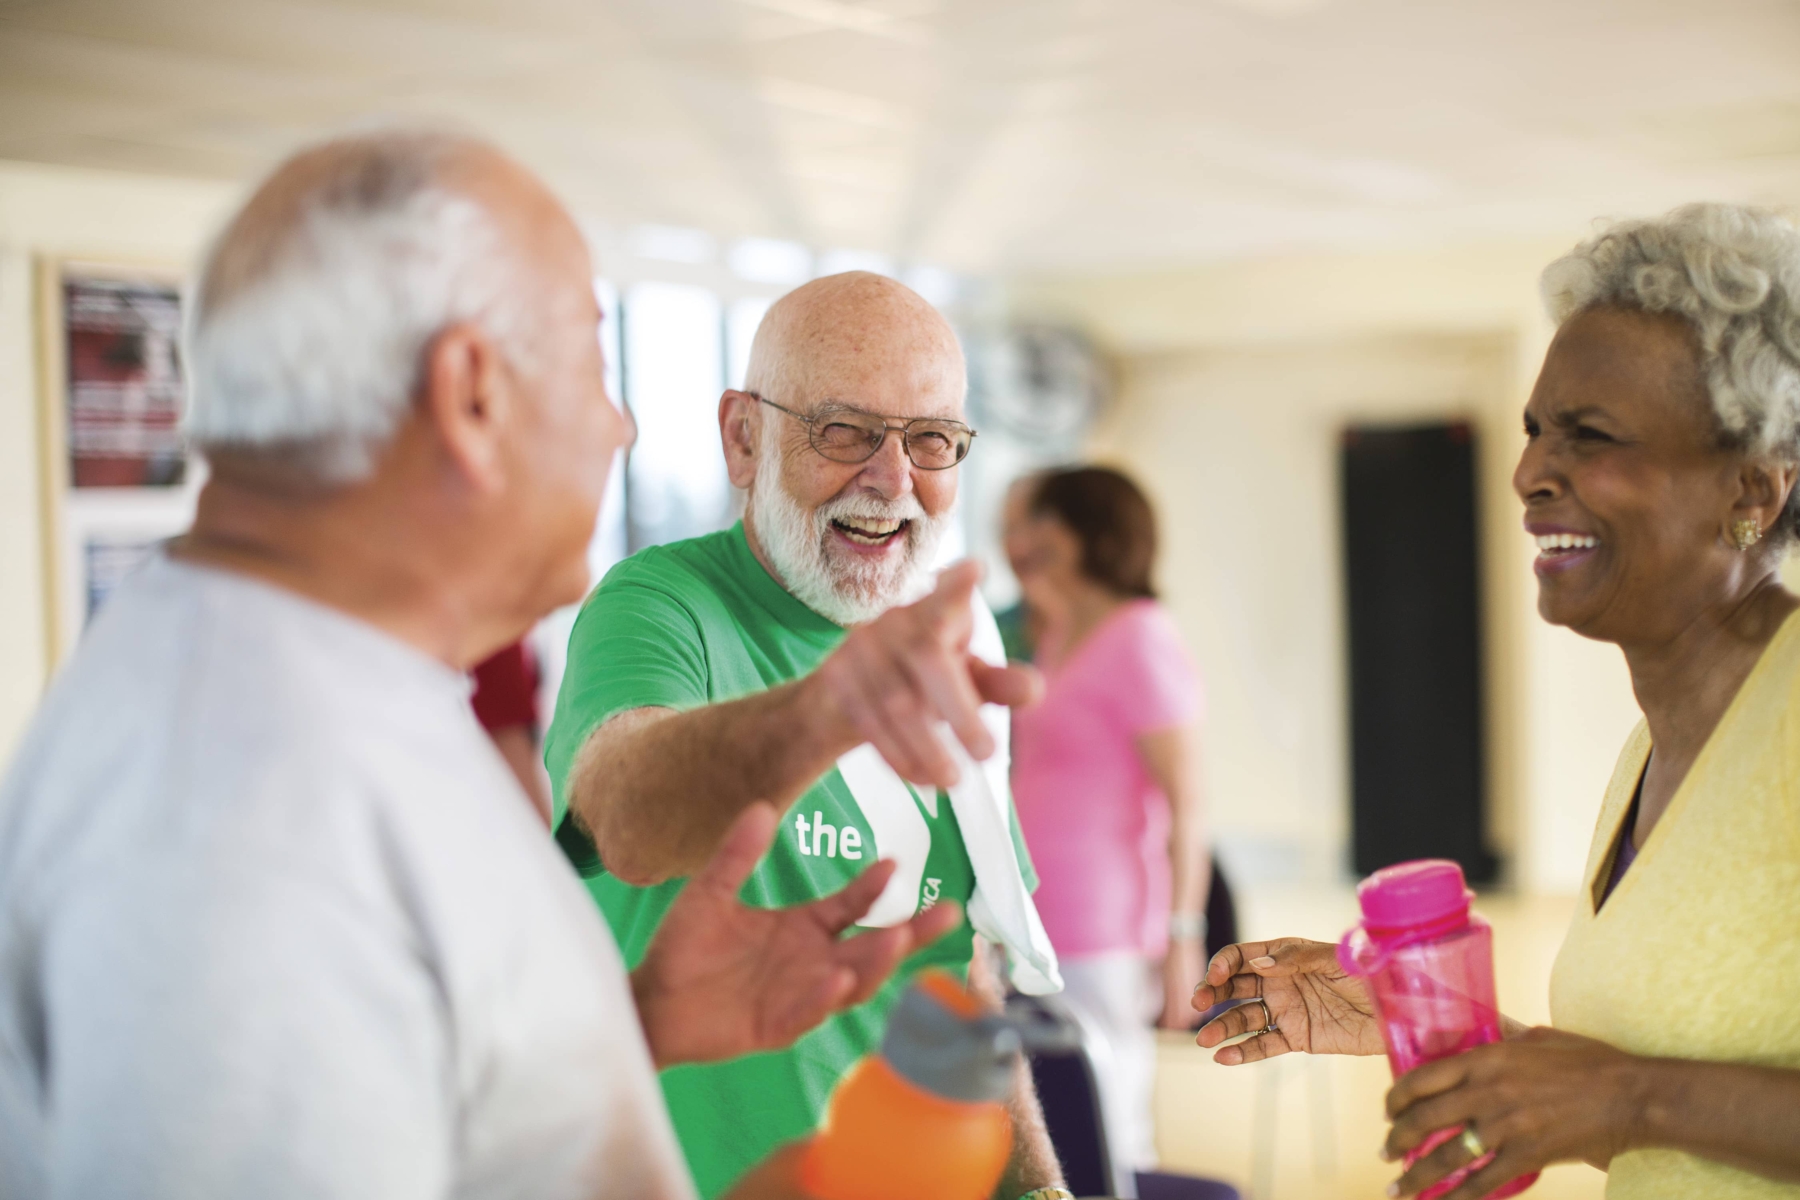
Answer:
[{"left": 1193, "top": 204, "right": 1800, "bottom": 1200}]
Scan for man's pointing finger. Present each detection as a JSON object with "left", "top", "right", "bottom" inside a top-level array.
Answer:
[
  {"left": 916, "top": 560, "right": 983, "bottom": 631},
  {"left": 970, "top": 657, "right": 1041, "bottom": 708}
]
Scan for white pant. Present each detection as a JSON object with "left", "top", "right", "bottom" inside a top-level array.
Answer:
[{"left": 1058, "top": 950, "right": 1161, "bottom": 1188}]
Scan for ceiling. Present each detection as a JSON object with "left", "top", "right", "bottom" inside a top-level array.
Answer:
[{"left": 3, "top": 0, "right": 1800, "bottom": 277}]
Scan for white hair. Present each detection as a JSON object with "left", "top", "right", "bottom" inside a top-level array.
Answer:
[
  {"left": 1541, "top": 204, "right": 1800, "bottom": 538},
  {"left": 750, "top": 422, "right": 947, "bottom": 625},
  {"left": 184, "top": 130, "right": 535, "bottom": 483}
]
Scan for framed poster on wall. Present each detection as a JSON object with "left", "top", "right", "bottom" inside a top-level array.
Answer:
[{"left": 36, "top": 258, "right": 201, "bottom": 668}]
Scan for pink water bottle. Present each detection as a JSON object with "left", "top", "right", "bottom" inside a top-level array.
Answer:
[{"left": 1337, "top": 859, "right": 1537, "bottom": 1199}]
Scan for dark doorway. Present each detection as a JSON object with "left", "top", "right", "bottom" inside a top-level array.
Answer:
[{"left": 1340, "top": 422, "right": 1497, "bottom": 883}]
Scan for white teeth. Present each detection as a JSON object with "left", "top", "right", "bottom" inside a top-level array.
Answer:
[
  {"left": 1534, "top": 533, "right": 1598, "bottom": 552},
  {"left": 836, "top": 517, "right": 906, "bottom": 544}
]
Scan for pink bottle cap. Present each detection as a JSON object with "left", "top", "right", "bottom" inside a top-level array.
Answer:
[{"left": 1355, "top": 859, "right": 1471, "bottom": 933}]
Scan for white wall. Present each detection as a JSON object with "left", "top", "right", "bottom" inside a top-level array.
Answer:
[
  {"left": 0, "top": 160, "right": 239, "bottom": 758},
  {"left": 1011, "top": 239, "right": 1645, "bottom": 894}
]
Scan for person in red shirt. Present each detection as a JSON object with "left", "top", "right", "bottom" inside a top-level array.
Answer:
[{"left": 471, "top": 640, "right": 551, "bottom": 825}]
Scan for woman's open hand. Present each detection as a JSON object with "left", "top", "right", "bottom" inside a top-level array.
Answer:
[
  {"left": 1191, "top": 938, "right": 1384, "bottom": 1064},
  {"left": 1382, "top": 1027, "right": 1643, "bottom": 1198}
]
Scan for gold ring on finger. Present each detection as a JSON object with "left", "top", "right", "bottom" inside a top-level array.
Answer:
[
  {"left": 1458, "top": 1126, "right": 1487, "bottom": 1160},
  {"left": 1257, "top": 999, "right": 1277, "bottom": 1035}
]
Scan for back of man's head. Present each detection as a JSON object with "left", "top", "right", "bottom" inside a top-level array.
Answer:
[{"left": 186, "top": 129, "right": 536, "bottom": 485}]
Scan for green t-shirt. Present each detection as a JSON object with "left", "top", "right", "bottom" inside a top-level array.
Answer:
[{"left": 543, "top": 523, "right": 1036, "bottom": 1198}]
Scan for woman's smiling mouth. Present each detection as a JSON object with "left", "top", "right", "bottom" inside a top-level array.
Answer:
[{"left": 1530, "top": 527, "right": 1601, "bottom": 574}]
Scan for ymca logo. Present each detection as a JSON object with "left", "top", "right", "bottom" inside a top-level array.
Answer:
[
  {"left": 794, "top": 803, "right": 942, "bottom": 916},
  {"left": 794, "top": 810, "right": 865, "bottom": 860}
]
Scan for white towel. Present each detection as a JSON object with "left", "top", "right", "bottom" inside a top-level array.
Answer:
[{"left": 835, "top": 592, "right": 1063, "bottom": 996}]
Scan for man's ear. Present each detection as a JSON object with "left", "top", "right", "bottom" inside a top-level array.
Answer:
[
  {"left": 720, "top": 389, "right": 761, "bottom": 489},
  {"left": 422, "top": 322, "right": 509, "bottom": 494}
]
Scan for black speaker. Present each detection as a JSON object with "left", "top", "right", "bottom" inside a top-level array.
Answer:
[{"left": 1341, "top": 422, "right": 1497, "bottom": 883}]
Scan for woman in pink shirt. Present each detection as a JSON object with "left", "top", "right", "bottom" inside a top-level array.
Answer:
[{"left": 1005, "top": 466, "right": 1211, "bottom": 1179}]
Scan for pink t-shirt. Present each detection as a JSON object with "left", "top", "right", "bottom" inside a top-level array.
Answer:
[{"left": 1012, "top": 599, "right": 1203, "bottom": 959}]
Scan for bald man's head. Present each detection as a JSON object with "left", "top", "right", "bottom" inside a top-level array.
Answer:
[
  {"left": 742, "top": 272, "right": 965, "bottom": 417},
  {"left": 729, "top": 272, "right": 969, "bottom": 625},
  {"left": 186, "top": 128, "right": 583, "bottom": 484}
]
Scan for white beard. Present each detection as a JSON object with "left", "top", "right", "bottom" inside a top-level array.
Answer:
[{"left": 750, "top": 455, "right": 949, "bottom": 626}]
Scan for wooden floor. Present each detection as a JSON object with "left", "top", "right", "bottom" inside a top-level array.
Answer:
[{"left": 1148, "top": 887, "right": 1608, "bottom": 1200}]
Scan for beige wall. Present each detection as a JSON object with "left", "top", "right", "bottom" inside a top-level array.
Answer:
[
  {"left": 1011, "top": 240, "right": 1646, "bottom": 894},
  {"left": 0, "top": 164, "right": 1659, "bottom": 896},
  {"left": 0, "top": 160, "right": 238, "bottom": 758}
]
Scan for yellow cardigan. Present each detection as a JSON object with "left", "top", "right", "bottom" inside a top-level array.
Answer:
[{"left": 1550, "top": 613, "right": 1800, "bottom": 1199}]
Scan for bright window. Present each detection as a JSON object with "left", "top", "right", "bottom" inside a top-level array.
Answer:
[
  {"left": 621, "top": 282, "right": 730, "bottom": 552},
  {"left": 587, "top": 281, "right": 628, "bottom": 582},
  {"left": 726, "top": 296, "right": 772, "bottom": 392}
]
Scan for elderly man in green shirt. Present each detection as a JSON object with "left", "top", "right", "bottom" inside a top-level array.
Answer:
[{"left": 545, "top": 272, "right": 1069, "bottom": 1200}]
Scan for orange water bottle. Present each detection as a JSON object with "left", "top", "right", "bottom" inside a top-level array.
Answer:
[{"left": 800, "top": 970, "right": 1018, "bottom": 1200}]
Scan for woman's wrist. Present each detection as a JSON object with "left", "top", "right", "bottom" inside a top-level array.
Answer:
[
  {"left": 1168, "top": 911, "right": 1207, "bottom": 942},
  {"left": 1600, "top": 1050, "right": 1662, "bottom": 1161},
  {"left": 1615, "top": 1057, "right": 1800, "bottom": 1180},
  {"left": 1621, "top": 1054, "right": 1748, "bottom": 1160}
]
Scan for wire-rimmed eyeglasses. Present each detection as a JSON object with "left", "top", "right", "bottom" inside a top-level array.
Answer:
[{"left": 753, "top": 394, "right": 976, "bottom": 470}]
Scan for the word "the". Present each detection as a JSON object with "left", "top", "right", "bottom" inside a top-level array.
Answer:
[{"left": 795, "top": 810, "right": 864, "bottom": 859}]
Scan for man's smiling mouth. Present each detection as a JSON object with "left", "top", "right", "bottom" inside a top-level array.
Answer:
[{"left": 831, "top": 517, "right": 909, "bottom": 547}]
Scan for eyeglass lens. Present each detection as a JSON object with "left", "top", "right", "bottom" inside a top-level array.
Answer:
[{"left": 811, "top": 412, "right": 970, "bottom": 469}]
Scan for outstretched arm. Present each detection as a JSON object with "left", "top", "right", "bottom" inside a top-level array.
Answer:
[
  {"left": 1193, "top": 937, "right": 1532, "bottom": 1063},
  {"left": 1137, "top": 723, "right": 1210, "bottom": 1030},
  {"left": 565, "top": 561, "right": 1039, "bottom": 885},
  {"left": 569, "top": 683, "right": 842, "bottom": 886}
]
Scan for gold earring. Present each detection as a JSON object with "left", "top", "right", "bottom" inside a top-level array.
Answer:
[{"left": 1732, "top": 518, "right": 1763, "bottom": 550}]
